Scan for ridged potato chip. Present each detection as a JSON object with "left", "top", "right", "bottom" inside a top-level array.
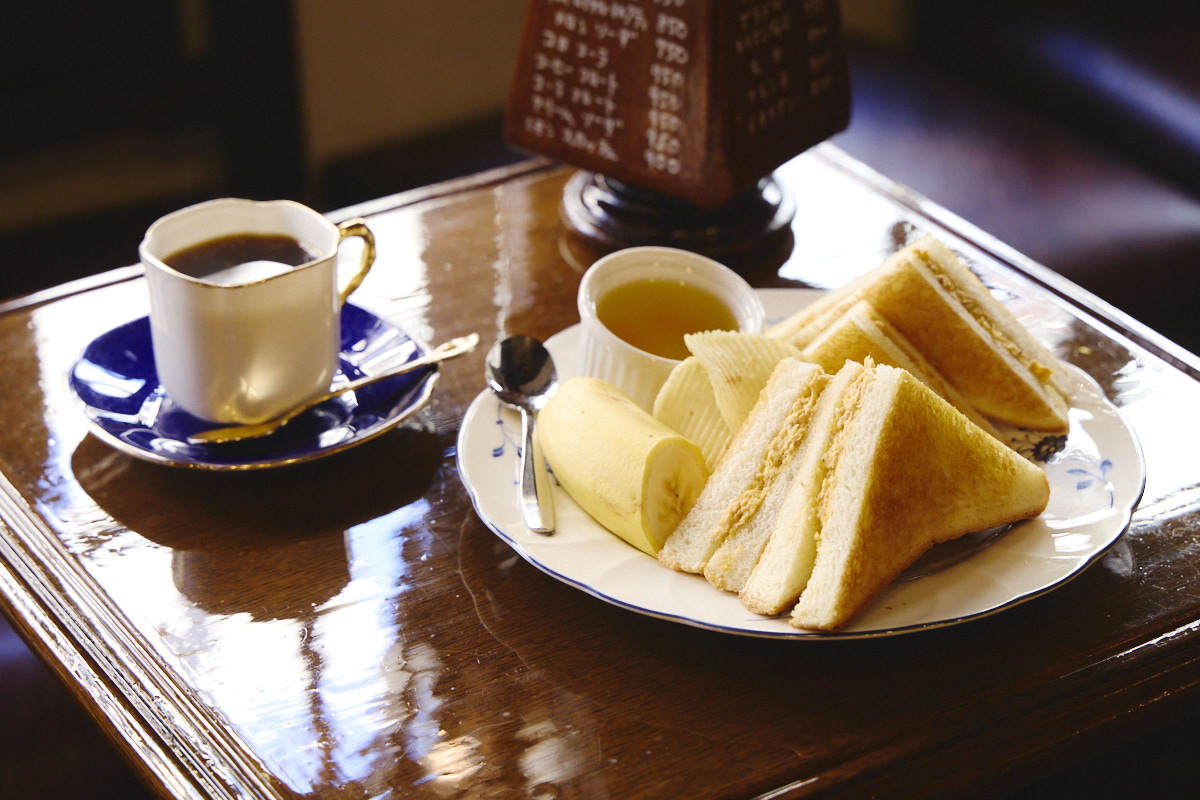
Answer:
[
  {"left": 653, "top": 357, "right": 733, "bottom": 470},
  {"left": 684, "top": 331, "right": 800, "bottom": 431}
]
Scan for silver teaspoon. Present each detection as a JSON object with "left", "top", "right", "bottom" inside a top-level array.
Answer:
[
  {"left": 187, "top": 333, "right": 478, "bottom": 444},
  {"left": 485, "top": 335, "right": 558, "bottom": 535}
]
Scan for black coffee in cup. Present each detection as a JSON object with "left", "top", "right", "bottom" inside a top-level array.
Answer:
[{"left": 165, "top": 233, "right": 318, "bottom": 282}]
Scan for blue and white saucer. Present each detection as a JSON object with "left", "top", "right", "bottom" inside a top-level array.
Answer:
[{"left": 68, "top": 304, "right": 439, "bottom": 470}]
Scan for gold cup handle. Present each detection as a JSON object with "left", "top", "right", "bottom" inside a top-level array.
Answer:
[{"left": 335, "top": 218, "right": 376, "bottom": 305}]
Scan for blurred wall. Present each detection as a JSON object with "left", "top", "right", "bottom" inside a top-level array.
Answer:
[
  {"left": 842, "top": 0, "right": 914, "bottom": 48},
  {"left": 294, "top": 0, "right": 528, "bottom": 167}
]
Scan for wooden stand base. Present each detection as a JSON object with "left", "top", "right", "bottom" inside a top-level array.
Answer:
[{"left": 560, "top": 171, "right": 796, "bottom": 275}]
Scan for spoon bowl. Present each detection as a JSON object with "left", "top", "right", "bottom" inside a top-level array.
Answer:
[{"left": 486, "top": 335, "right": 558, "bottom": 534}]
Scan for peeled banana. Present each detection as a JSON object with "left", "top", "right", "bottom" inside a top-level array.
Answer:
[{"left": 538, "top": 377, "right": 709, "bottom": 555}]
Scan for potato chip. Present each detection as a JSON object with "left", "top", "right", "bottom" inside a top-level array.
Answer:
[
  {"left": 653, "top": 357, "right": 733, "bottom": 470},
  {"left": 684, "top": 331, "right": 801, "bottom": 431}
]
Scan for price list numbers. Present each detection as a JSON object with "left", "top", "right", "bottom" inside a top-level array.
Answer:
[
  {"left": 506, "top": 1, "right": 718, "bottom": 202},
  {"left": 641, "top": 2, "right": 700, "bottom": 185},
  {"left": 506, "top": 2, "right": 660, "bottom": 174},
  {"left": 718, "top": 0, "right": 850, "bottom": 188}
]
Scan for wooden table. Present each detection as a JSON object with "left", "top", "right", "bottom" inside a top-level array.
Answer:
[{"left": 3, "top": 147, "right": 1200, "bottom": 799}]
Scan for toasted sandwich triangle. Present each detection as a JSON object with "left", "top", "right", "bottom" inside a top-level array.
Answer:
[
  {"left": 862, "top": 236, "right": 1070, "bottom": 430},
  {"left": 657, "top": 359, "right": 826, "bottom": 575},
  {"left": 737, "top": 361, "right": 867, "bottom": 615},
  {"left": 800, "top": 299, "right": 1000, "bottom": 439},
  {"left": 769, "top": 234, "right": 1072, "bottom": 432},
  {"left": 791, "top": 364, "right": 1050, "bottom": 631}
]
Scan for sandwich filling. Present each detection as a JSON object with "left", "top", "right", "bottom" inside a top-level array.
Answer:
[
  {"left": 916, "top": 250, "right": 1067, "bottom": 400},
  {"left": 716, "top": 377, "right": 826, "bottom": 535},
  {"left": 703, "top": 372, "right": 831, "bottom": 592},
  {"left": 658, "top": 359, "right": 825, "bottom": 575},
  {"left": 814, "top": 365, "right": 876, "bottom": 551}
]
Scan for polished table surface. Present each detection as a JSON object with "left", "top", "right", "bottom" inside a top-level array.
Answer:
[{"left": 2, "top": 147, "right": 1200, "bottom": 799}]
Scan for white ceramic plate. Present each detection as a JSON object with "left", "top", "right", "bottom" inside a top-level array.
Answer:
[{"left": 457, "top": 289, "right": 1146, "bottom": 638}]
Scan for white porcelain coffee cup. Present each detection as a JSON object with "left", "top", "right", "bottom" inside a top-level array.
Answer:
[
  {"left": 140, "top": 198, "right": 376, "bottom": 425},
  {"left": 578, "top": 246, "right": 765, "bottom": 411}
]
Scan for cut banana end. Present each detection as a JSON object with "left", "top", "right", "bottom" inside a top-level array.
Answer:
[
  {"left": 640, "top": 438, "right": 710, "bottom": 554},
  {"left": 539, "top": 377, "right": 709, "bottom": 556},
  {"left": 654, "top": 356, "right": 733, "bottom": 471}
]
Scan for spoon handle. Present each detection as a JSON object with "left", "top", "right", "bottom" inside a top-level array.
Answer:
[
  {"left": 188, "top": 333, "right": 478, "bottom": 444},
  {"left": 520, "top": 408, "right": 555, "bottom": 534}
]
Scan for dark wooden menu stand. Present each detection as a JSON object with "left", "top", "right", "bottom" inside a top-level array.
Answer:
[{"left": 504, "top": 0, "right": 851, "bottom": 269}]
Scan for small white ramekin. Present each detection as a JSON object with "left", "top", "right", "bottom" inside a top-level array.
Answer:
[{"left": 577, "top": 246, "right": 765, "bottom": 411}]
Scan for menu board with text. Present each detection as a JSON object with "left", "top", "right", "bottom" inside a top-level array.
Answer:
[{"left": 504, "top": 0, "right": 851, "bottom": 209}]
